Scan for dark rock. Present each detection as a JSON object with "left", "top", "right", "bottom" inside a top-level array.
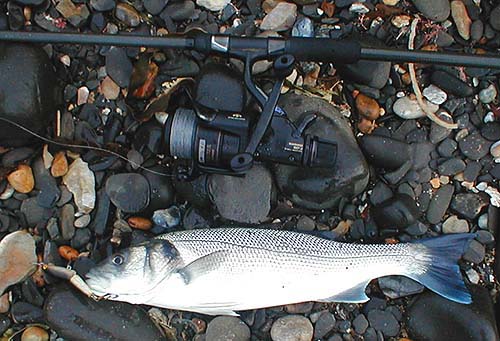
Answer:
[
  {"left": 360, "top": 135, "right": 412, "bottom": 170},
  {"left": 11, "top": 302, "right": 44, "bottom": 324},
  {"left": 114, "top": 3, "right": 141, "bottom": 27},
  {"left": 90, "top": 0, "right": 115, "bottom": 11},
  {"left": 430, "top": 120, "right": 452, "bottom": 144},
  {"left": 405, "top": 221, "right": 428, "bottom": 236},
  {"left": 33, "top": 158, "right": 60, "bottom": 208},
  {"left": 142, "top": 166, "right": 175, "bottom": 216},
  {"left": 475, "top": 230, "right": 494, "bottom": 245},
  {"left": 105, "top": 47, "right": 133, "bottom": 88},
  {"left": 144, "top": 0, "right": 169, "bottom": 15},
  {"left": 274, "top": 94, "right": 369, "bottom": 209},
  {"left": 105, "top": 173, "right": 150, "bottom": 213},
  {"left": 463, "top": 239, "right": 485, "bottom": 263},
  {"left": 205, "top": 316, "right": 250, "bottom": 341},
  {"left": 161, "top": 0, "right": 195, "bottom": 21},
  {"left": 89, "top": 188, "right": 110, "bottom": 236},
  {"left": 45, "top": 286, "right": 164, "bottom": 340},
  {"left": 437, "top": 139, "right": 457, "bottom": 157},
  {"left": 450, "top": 193, "right": 488, "bottom": 220},
  {"left": 407, "top": 285, "right": 498, "bottom": 341},
  {"left": 471, "top": 20, "right": 484, "bottom": 41},
  {"left": 14, "top": 0, "right": 45, "bottom": 5},
  {"left": 431, "top": 71, "right": 474, "bottom": 97},
  {"left": 183, "top": 207, "right": 211, "bottom": 229},
  {"left": 384, "top": 160, "right": 412, "bottom": 185},
  {"left": 314, "top": 311, "right": 336, "bottom": 339},
  {"left": 426, "top": 184, "right": 454, "bottom": 224},
  {"left": 352, "top": 314, "right": 369, "bottom": 334},
  {"left": 438, "top": 158, "right": 466, "bottom": 176},
  {"left": 208, "top": 165, "right": 272, "bottom": 224},
  {"left": 363, "top": 297, "right": 387, "bottom": 314},
  {"left": 489, "top": 164, "right": 500, "bottom": 180},
  {"left": 367, "top": 309, "right": 399, "bottom": 337},
  {"left": 490, "top": 5, "right": 500, "bottom": 31},
  {"left": 369, "top": 181, "right": 393, "bottom": 205},
  {"left": 60, "top": 204, "right": 75, "bottom": 240},
  {"left": 0, "top": 44, "right": 60, "bottom": 146},
  {"left": 378, "top": 276, "right": 424, "bottom": 299},
  {"left": 1, "top": 147, "right": 34, "bottom": 167},
  {"left": 463, "top": 161, "right": 482, "bottom": 182},
  {"left": 481, "top": 122, "right": 500, "bottom": 141},
  {"left": 336, "top": 36, "right": 390, "bottom": 89},
  {"left": 372, "top": 194, "right": 419, "bottom": 230},
  {"left": 20, "top": 197, "right": 53, "bottom": 227},
  {"left": 71, "top": 228, "right": 91, "bottom": 249},
  {"left": 413, "top": 0, "right": 450, "bottom": 21},
  {"left": 458, "top": 131, "right": 492, "bottom": 160}
]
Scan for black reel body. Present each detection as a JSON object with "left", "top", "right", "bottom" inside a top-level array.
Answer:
[{"left": 162, "top": 61, "right": 337, "bottom": 180}]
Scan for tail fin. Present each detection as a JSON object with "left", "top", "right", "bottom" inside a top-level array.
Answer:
[{"left": 404, "top": 233, "right": 474, "bottom": 304}]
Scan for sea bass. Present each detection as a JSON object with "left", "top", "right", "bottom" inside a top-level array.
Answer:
[{"left": 85, "top": 228, "right": 473, "bottom": 316}]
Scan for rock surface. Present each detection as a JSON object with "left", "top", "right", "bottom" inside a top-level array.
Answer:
[
  {"left": 406, "top": 285, "right": 499, "bottom": 341},
  {"left": 0, "top": 44, "right": 60, "bottom": 146},
  {"left": 44, "top": 286, "right": 164, "bottom": 340},
  {"left": 208, "top": 165, "right": 272, "bottom": 223}
]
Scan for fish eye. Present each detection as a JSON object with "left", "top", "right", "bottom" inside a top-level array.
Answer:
[{"left": 112, "top": 254, "right": 125, "bottom": 266}]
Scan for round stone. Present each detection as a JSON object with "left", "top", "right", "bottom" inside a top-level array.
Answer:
[
  {"left": 270, "top": 315, "right": 313, "bottom": 341},
  {"left": 105, "top": 173, "right": 150, "bottom": 213},
  {"left": 205, "top": 316, "right": 250, "bottom": 341}
]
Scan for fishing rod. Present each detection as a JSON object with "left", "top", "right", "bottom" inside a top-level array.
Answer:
[
  {"left": 1, "top": 29, "right": 499, "bottom": 179},
  {"left": 0, "top": 30, "right": 499, "bottom": 69}
]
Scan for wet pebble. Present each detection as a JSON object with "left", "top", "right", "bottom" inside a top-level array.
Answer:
[
  {"left": 355, "top": 93, "right": 380, "bottom": 120},
  {"left": 412, "top": 0, "right": 450, "bottom": 21},
  {"left": 437, "top": 139, "right": 457, "bottom": 157},
  {"left": 7, "top": 164, "right": 34, "bottom": 194},
  {"left": 372, "top": 194, "right": 419, "bottom": 230},
  {"left": 51, "top": 151, "right": 68, "bottom": 178},
  {"left": 271, "top": 315, "right": 313, "bottom": 341},
  {"left": 437, "top": 158, "right": 466, "bottom": 176},
  {"left": 366, "top": 309, "right": 399, "bottom": 337},
  {"left": 71, "top": 228, "right": 91, "bottom": 249},
  {"left": 479, "top": 84, "right": 497, "bottom": 104},
  {"left": 205, "top": 316, "right": 250, "bottom": 341},
  {"left": 451, "top": 0, "right": 471, "bottom": 40},
  {"left": 21, "top": 326, "right": 49, "bottom": 341},
  {"left": 209, "top": 165, "right": 272, "bottom": 224},
  {"left": 463, "top": 239, "right": 485, "bottom": 263},
  {"left": 105, "top": 173, "right": 150, "bottom": 213},
  {"left": 143, "top": 0, "right": 168, "bottom": 15},
  {"left": 426, "top": 184, "right": 454, "bottom": 224},
  {"left": 45, "top": 286, "right": 164, "bottom": 340},
  {"left": 152, "top": 206, "right": 181, "bottom": 229},
  {"left": 360, "top": 135, "right": 411, "bottom": 170},
  {"left": 106, "top": 47, "right": 133, "bottom": 88},
  {"left": 115, "top": 3, "right": 141, "bottom": 27},
  {"left": 442, "top": 215, "right": 469, "bottom": 234},
  {"left": 407, "top": 285, "right": 498, "bottom": 340},
  {"left": 0, "top": 231, "right": 36, "bottom": 295},
  {"left": 196, "top": 0, "right": 230, "bottom": 11},
  {"left": 378, "top": 276, "right": 424, "bottom": 299},
  {"left": 63, "top": 158, "right": 95, "bottom": 214},
  {"left": 458, "top": 131, "right": 491, "bottom": 161},
  {"left": 450, "top": 193, "right": 488, "bottom": 220},
  {"left": 393, "top": 96, "right": 438, "bottom": 120},
  {"left": 260, "top": 2, "right": 297, "bottom": 31}
]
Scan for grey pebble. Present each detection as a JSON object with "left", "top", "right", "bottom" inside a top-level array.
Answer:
[
  {"left": 426, "top": 185, "right": 454, "bottom": 224},
  {"left": 378, "top": 276, "right": 424, "bottom": 299},
  {"left": 437, "top": 158, "right": 466, "bottom": 176},
  {"left": 463, "top": 239, "right": 485, "bottom": 263},
  {"left": 367, "top": 309, "right": 400, "bottom": 337},
  {"left": 450, "top": 193, "right": 489, "bottom": 219},
  {"left": 206, "top": 316, "right": 250, "bottom": 341},
  {"left": 352, "top": 314, "right": 369, "bottom": 334}
]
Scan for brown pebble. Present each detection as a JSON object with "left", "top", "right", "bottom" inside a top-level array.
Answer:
[
  {"left": 192, "top": 318, "right": 207, "bottom": 334},
  {"left": 430, "top": 177, "right": 441, "bottom": 189},
  {"left": 451, "top": 0, "right": 471, "bottom": 40},
  {"left": 58, "top": 245, "right": 79, "bottom": 262},
  {"left": 127, "top": 216, "right": 153, "bottom": 230},
  {"left": 7, "top": 164, "right": 35, "bottom": 194},
  {"left": 355, "top": 93, "right": 380, "bottom": 120},
  {"left": 21, "top": 326, "right": 49, "bottom": 341},
  {"left": 357, "top": 118, "right": 377, "bottom": 134},
  {"left": 0, "top": 293, "right": 9, "bottom": 313},
  {"left": 100, "top": 76, "right": 120, "bottom": 100},
  {"left": 51, "top": 151, "right": 69, "bottom": 178}
]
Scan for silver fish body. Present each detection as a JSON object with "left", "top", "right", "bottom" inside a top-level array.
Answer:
[{"left": 86, "top": 228, "right": 473, "bottom": 316}]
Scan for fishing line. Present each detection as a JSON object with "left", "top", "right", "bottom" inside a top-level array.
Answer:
[{"left": 0, "top": 116, "right": 174, "bottom": 177}]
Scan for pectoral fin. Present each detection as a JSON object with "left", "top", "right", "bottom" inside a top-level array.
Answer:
[
  {"left": 318, "top": 281, "right": 370, "bottom": 303},
  {"left": 177, "top": 250, "right": 230, "bottom": 284}
]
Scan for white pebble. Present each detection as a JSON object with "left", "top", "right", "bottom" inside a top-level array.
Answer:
[
  {"left": 423, "top": 85, "right": 448, "bottom": 105},
  {"left": 478, "top": 213, "right": 488, "bottom": 229},
  {"left": 393, "top": 96, "right": 439, "bottom": 119},
  {"left": 490, "top": 140, "right": 500, "bottom": 158},
  {"left": 465, "top": 268, "right": 480, "bottom": 284}
]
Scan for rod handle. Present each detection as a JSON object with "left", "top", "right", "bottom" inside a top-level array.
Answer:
[{"left": 285, "top": 38, "right": 361, "bottom": 63}]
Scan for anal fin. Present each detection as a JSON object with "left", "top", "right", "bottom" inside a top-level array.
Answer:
[{"left": 317, "top": 281, "right": 370, "bottom": 303}]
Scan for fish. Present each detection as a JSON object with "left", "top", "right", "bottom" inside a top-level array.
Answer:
[{"left": 85, "top": 227, "right": 474, "bottom": 316}]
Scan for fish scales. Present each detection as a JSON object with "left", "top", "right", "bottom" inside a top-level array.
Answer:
[{"left": 86, "top": 227, "right": 474, "bottom": 316}]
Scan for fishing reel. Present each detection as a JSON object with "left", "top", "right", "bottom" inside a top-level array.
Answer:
[{"left": 160, "top": 48, "right": 337, "bottom": 180}]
